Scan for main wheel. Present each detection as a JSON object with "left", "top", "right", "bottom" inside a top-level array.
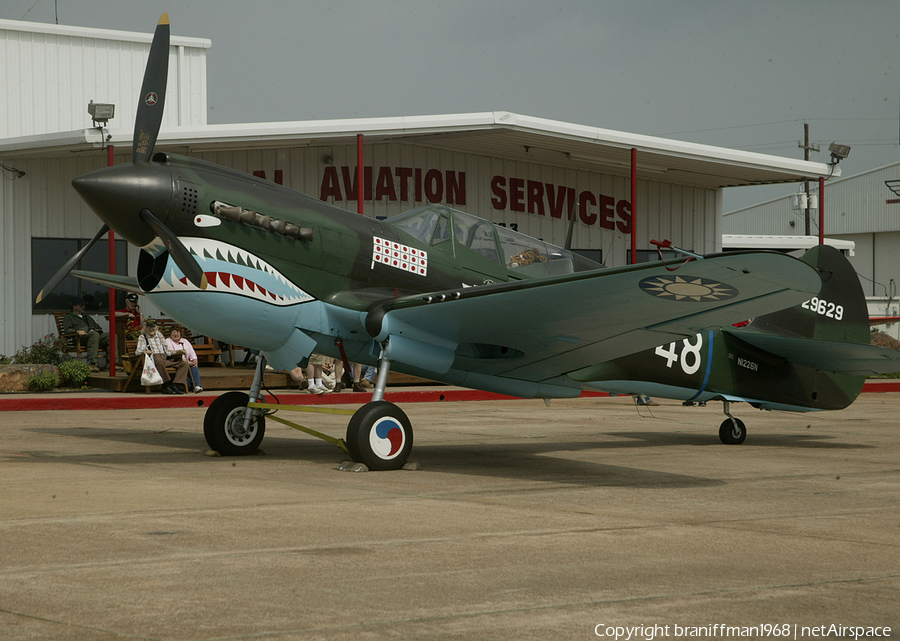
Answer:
[
  {"left": 204, "top": 391, "right": 266, "bottom": 455},
  {"left": 346, "top": 401, "right": 413, "bottom": 471},
  {"left": 719, "top": 417, "right": 746, "bottom": 445}
]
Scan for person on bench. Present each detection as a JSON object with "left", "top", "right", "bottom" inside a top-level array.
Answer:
[
  {"left": 135, "top": 318, "right": 189, "bottom": 394},
  {"left": 166, "top": 326, "right": 203, "bottom": 393},
  {"left": 62, "top": 297, "right": 109, "bottom": 372}
]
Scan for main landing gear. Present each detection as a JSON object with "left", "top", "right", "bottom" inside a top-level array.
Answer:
[{"left": 202, "top": 353, "right": 414, "bottom": 470}]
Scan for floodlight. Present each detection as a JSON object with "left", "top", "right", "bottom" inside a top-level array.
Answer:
[
  {"left": 828, "top": 142, "right": 851, "bottom": 163},
  {"left": 88, "top": 101, "right": 115, "bottom": 126}
]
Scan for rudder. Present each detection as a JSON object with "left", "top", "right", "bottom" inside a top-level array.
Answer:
[{"left": 746, "top": 245, "right": 868, "bottom": 345}]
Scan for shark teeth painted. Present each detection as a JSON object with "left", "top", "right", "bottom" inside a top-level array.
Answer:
[{"left": 154, "top": 237, "right": 314, "bottom": 306}]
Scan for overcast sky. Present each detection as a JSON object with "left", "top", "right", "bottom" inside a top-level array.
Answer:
[{"left": 3, "top": 0, "right": 899, "bottom": 211}]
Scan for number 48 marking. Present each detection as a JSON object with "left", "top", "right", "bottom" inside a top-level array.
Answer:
[{"left": 654, "top": 333, "right": 704, "bottom": 375}]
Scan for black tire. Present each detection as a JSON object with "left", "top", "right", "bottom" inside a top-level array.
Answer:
[
  {"left": 346, "top": 401, "right": 413, "bottom": 471},
  {"left": 204, "top": 391, "right": 266, "bottom": 455},
  {"left": 719, "top": 417, "right": 746, "bottom": 445}
]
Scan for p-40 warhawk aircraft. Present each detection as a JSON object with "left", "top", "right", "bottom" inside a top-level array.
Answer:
[{"left": 44, "top": 15, "right": 900, "bottom": 469}]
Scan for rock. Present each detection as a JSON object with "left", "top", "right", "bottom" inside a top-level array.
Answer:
[
  {"left": 0, "top": 364, "right": 61, "bottom": 393},
  {"left": 338, "top": 460, "right": 368, "bottom": 473}
]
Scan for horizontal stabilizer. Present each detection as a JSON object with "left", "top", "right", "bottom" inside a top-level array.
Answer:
[
  {"left": 71, "top": 270, "right": 143, "bottom": 295},
  {"left": 725, "top": 329, "right": 900, "bottom": 376}
]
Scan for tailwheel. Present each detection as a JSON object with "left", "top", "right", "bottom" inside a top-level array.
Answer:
[
  {"left": 204, "top": 391, "right": 266, "bottom": 455},
  {"left": 346, "top": 401, "right": 413, "bottom": 471},
  {"left": 718, "top": 417, "right": 746, "bottom": 445}
]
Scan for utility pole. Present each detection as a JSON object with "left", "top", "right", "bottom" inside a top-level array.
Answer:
[{"left": 798, "top": 122, "right": 820, "bottom": 235}]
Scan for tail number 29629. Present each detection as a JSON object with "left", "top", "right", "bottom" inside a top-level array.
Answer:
[{"left": 801, "top": 297, "right": 844, "bottom": 321}]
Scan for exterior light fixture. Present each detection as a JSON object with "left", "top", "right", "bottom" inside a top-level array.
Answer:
[
  {"left": 828, "top": 142, "right": 850, "bottom": 163},
  {"left": 88, "top": 101, "right": 116, "bottom": 127}
]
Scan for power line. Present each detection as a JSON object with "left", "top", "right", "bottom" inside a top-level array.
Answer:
[{"left": 655, "top": 117, "right": 899, "bottom": 138}]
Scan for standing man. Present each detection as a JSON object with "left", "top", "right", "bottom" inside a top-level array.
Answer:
[
  {"left": 62, "top": 298, "right": 110, "bottom": 372},
  {"left": 116, "top": 292, "right": 143, "bottom": 334}
]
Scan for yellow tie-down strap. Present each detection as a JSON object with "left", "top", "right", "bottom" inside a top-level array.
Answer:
[{"left": 248, "top": 401, "right": 355, "bottom": 454}]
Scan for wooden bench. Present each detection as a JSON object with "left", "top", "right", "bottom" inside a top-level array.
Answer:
[{"left": 53, "top": 311, "right": 108, "bottom": 364}]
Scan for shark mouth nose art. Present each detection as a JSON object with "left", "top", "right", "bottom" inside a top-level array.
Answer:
[{"left": 146, "top": 237, "right": 314, "bottom": 306}]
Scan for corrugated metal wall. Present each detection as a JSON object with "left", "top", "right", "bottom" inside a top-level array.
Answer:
[
  {"left": 0, "top": 20, "right": 208, "bottom": 139},
  {"left": 723, "top": 196, "right": 797, "bottom": 235},
  {"left": 827, "top": 231, "right": 900, "bottom": 299},
  {"left": 724, "top": 163, "right": 900, "bottom": 236}
]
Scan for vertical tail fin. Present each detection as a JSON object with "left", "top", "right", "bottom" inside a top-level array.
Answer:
[{"left": 748, "top": 245, "right": 869, "bottom": 345}]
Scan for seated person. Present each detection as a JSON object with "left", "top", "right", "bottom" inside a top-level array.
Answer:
[
  {"left": 135, "top": 318, "right": 189, "bottom": 394},
  {"left": 306, "top": 353, "right": 332, "bottom": 395},
  {"left": 63, "top": 297, "right": 110, "bottom": 372},
  {"left": 166, "top": 327, "right": 203, "bottom": 393}
]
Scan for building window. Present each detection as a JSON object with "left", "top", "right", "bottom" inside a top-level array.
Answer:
[{"left": 32, "top": 237, "right": 128, "bottom": 313}]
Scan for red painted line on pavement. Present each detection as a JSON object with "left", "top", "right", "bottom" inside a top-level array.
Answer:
[
  {"left": 3, "top": 380, "right": 896, "bottom": 411},
  {"left": 860, "top": 379, "right": 900, "bottom": 393},
  {"left": 0, "top": 389, "right": 610, "bottom": 411}
]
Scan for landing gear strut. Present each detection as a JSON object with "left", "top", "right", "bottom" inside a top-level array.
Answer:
[{"left": 718, "top": 400, "right": 746, "bottom": 445}]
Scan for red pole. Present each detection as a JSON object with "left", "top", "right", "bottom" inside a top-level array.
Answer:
[
  {"left": 357, "top": 134, "right": 364, "bottom": 215},
  {"left": 631, "top": 148, "right": 637, "bottom": 264},
  {"left": 107, "top": 144, "right": 117, "bottom": 376},
  {"left": 818, "top": 177, "right": 825, "bottom": 245}
]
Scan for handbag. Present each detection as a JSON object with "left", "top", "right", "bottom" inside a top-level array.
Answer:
[{"left": 141, "top": 353, "right": 164, "bottom": 386}]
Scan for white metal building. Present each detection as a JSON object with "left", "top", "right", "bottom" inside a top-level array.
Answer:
[
  {"left": 724, "top": 161, "right": 900, "bottom": 333},
  {"left": 1, "top": 18, "right": 839, "bottom": 357}
]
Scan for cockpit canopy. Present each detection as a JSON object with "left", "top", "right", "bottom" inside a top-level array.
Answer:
[{"left": 387, "top": 205, "right": 600, "bottom": 278}]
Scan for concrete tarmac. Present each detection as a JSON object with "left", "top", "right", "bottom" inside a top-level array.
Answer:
[{"left": 1, "top": 394, "right": 898, "bottom": 640}]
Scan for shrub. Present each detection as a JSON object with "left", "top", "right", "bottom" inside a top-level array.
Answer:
[
  {"left": 27, "top": 369, "right": 60, "bottom": 391},
  {"left": 12, "top": 335, "right": 68, "bottom": 365},
  {"left": 59, "top": 359, "right": 92, "bottom": 387}
]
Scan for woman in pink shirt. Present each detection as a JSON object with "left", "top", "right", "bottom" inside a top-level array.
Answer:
[{"left": 166, "top": 327, "right": 203, "bottom": 393}]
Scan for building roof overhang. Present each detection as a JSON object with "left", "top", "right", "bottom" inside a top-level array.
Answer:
[{"left": 0, "top": 111, "right": 839, "bottom": 189}]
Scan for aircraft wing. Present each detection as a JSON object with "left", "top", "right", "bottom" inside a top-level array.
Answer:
[
  {"left": 724, "top": 329, "right": 900, "bottom": 375},
  {"left": 366, "top": 251, "right": 822, "bottom": 386}
]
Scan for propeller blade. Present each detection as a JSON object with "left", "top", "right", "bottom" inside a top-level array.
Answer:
[
  {"left": 35, "top": 224, "right": 110, "bottom": 304},
  {"left": 133, "top": 14, "right": 170, "bottom": 163},
  {"left": 139, "top": 209, "right": 207, "bottom": 289}
]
